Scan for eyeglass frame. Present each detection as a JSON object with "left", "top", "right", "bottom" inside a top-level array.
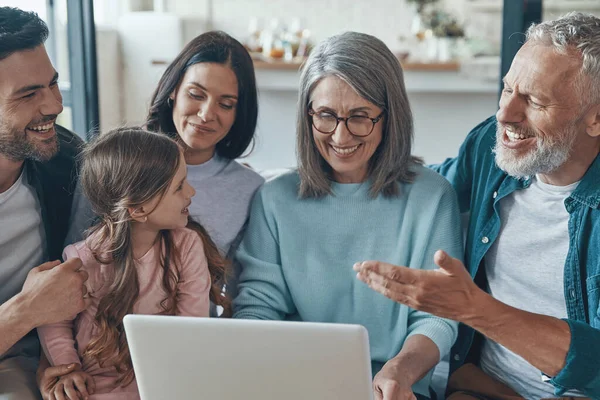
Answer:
[{"left": 307, "top": 107, "right": 385, "bottom": 137}]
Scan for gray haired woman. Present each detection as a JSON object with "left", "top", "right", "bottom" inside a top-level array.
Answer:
[{"left": 233, "top": 32, "right": 463, "bottom": 400}]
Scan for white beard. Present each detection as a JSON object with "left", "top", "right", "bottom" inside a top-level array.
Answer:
[{"left": 493, "top": 123, "right": 578, "bottom": 179}]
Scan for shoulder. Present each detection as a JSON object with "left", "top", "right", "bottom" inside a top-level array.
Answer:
[
  {"left": 56, "top": 125, "right": 85, "bottom": 159},
  {"left": 463, "top": 116, "right": 498, "bottom": 158},
  {"left": 221, "top": 160, "right": 265, "bottom": 188},
  {"left": 172, "top": 227, "right": 205, "bottom": 253},
  {"left": 257, "top": 170, "right": 300, "bottom": 200},
  {"left": 410, "top": 164, "right": 456, "bottom": 195}
]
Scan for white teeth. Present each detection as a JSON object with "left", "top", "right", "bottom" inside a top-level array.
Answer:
[
  {"left": 331, "top": 144, "right": 360, "bottom": 155},
  {"left": 506, "top": 129, "right": 533, "bottom": 142},
  {"left": 29, "top": 123, "right": 53, "bottom": 132}
]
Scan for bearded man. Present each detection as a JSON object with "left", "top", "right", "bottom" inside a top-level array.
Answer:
[{"left": 354, "top": 12, "right": 600, "bottom": 400}]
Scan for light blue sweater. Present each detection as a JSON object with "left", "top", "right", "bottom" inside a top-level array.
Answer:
[{"left": 233, "top": 166, "right": 463, "bottom": 395}]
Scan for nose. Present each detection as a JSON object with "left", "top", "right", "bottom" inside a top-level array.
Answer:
[
  {"left": 496, "top": 89, "right": 525, "bottom": 125},
  {"left": 40, "top": 86, "right": 63, "bottom": 117},
  {"left": 185, "top": 181, "right": 196, "bottom": 199},
  {"left": 330, "top": 119, "right": 354, "bottom": 145},
  {"left": 197, "top": 101, "right": 216, "bottom": 122}
]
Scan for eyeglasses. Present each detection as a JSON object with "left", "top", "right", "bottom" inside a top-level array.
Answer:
[{"left": 308, "top": 108, "right": 385, "bottom": 137}]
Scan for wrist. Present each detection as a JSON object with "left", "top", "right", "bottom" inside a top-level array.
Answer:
[
  {"left": 386, "top": 353, "right": 421, "bottom": 386},
  {"left": 461, "top": 289, "right": 502, "bottom": 329},
  {"left": 5, "top": 293, "right": 38, "bottom": 331}
]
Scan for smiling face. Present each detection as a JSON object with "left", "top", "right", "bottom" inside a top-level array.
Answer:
[
  {"left": 494, "top": 42, "right": 593, "bottom": 180},
  {"left": 309, "top": 75, "right": 384, "bottom": 183},
  {"left": 142, "top": 151, "right": 196, "bottom": 230},
  {"left": 0, "top": 45, "right": 63, "bottom": 162},
  {"left": 171, "top": 62, "right": 238, "bottom": 165}
]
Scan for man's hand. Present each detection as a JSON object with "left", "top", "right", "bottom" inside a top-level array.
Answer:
[
  {"left": 19, "top": 258, "right": 90, "bottom": 328},
  {"left": 45, "top": 364, "right": 95, "bottom": 400},
  {"left": 373, "top": 359, "right": 417, "bottom": 400},
  {"left": 38, "top": 363, "right": 75, "bottom": 400},
  {"left": 354, "top": 250, "right": 483, "bottom": 322}
]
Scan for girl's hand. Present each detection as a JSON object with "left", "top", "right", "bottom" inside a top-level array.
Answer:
[{"left": 50, "top": 365, "right": 95, "bottom": 400}]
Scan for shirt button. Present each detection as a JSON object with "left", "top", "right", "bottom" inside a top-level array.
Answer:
[
  {"left": 493, "top": 191, "right": 498, "bottom": 199},
  {"left": 570, "top": 289, "right": 576, "bottom": 299},
  {"left": 481, "top": 236, "right": 489, "bottom": 244},
  {"left": 453, "top": 354, "right": 460, "bottom": 361}
]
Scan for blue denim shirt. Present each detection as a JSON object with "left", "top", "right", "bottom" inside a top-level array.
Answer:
[{"left": 433, "top": 116, "right": 600, "bottom": 397}]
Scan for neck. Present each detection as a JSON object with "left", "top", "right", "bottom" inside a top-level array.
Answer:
[
  {"left": 537, "top": 138, "right": 600, "bottom": 186},
  {"left": 332, "top": 168, "right": 368, "bottom": 184},
  {"left": 184, "top": 148, "right": 215, "bottom": 166},
  {"left": 130, "top": 223, "right": 160, "bottom": 260},
  {"left": 0, "top": 155, "right": 24, "bottom": 194}
]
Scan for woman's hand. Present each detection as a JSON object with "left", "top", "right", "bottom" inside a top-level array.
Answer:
[{"left": 373, "top": 359, "right": 417, "bottom": 400}]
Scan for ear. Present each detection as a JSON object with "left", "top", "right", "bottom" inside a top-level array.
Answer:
[
  {"left": 128, "top": 207, "right": 148, "bottom": 223},
  {"left": 585, "top": 104, "right": 600, "bottom": 138}
]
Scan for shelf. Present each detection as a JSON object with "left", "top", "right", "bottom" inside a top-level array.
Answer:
[{"left": 467, "top": 0, "right": 600, "bottom": 13}]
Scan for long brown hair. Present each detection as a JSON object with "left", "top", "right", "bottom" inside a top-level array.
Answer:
[
  {"left": 79, "top": 127, "right": 229, "bottom": 386},
  {"left": 145, "top": 31, "right": 258, "bottom": 159}
]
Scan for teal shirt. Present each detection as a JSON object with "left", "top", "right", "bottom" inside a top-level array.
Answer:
[
  {"left": 433, "top": 116, "right": 600, "bottom": 397},
  {"left": 233, "top": 166, "right": 463, "bottom": 395}
]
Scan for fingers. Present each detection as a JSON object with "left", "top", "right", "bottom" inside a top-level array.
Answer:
[
  {"left": 72, "top": 373, "right": 89, "bottom": 399},
  {"left": 35, "top": 260, "right": 62, "bottom": 273},
  {"left": 433, "top": 250, "right": 466, "bottom": 276},
  {"left": 354, "top": 261, "right": 416, "bottom": 284},
  {"left": 85, "top": 374, "right": 96, "bottom": 394},
  {"left": 359, "top": 270, "right": 413, "bottom": 305},
  {"left": 44, "top": 364, "right": 76, "bottom": 380},
  {"left": 59, "top": 257, "right": 84, "bottom": 272},
  {"left": 62, "top": 379, "right": 80, "bottom": 400},
  {"left": 54, "top": 383, "right": 67, "bottom": 400}
]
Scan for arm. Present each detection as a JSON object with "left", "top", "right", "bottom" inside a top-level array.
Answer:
[
  {"left": 176, "top": 232, "right": 211, "bottom": 317},
  {"left": 0, "top": 258, "right": 88, "bottom": 356},
  {"left": 356, "top": 253, "right": 600, "bottom": 397},
  {"left": 0, "top": 290, "right": 38, "bottom": 356},
  {"left": 374, "top": 335, "right": 440, "bottom": 399},
  {"left": 37, "top": 246, "right": 86, "bottom": 367},
  {"left": 463, "top": 293, "right": 600, "bottom": 397},
  {"left": 232, "top": 189, "right": 297, "bottom": 320},
  {"left": 404, "top": 182, "right": 462, "bottom": 361}
]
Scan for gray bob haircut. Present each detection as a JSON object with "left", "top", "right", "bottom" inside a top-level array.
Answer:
[
  {"left": 526, "top": 12, "right": 600, "bottom": 105},
  {"left": 296, "top": 31, "right": 422, "bottom": 199}
]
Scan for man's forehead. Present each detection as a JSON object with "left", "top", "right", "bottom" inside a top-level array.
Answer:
[
  {"left": 0, "top": 46, "right": 55, "bottom": 95},
  {"left": 508, "top": 43, "right": 581, "bottom": 97}
]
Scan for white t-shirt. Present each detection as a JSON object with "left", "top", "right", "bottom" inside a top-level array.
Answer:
[
  {"left": 480, "top": 175, "right": 584, "bottom": 399},
  {"left": 0, "top": 167, "right": 46, "bottom": 307}
]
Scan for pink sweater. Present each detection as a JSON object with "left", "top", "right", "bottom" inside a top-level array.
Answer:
[{"left": 38, "top": 228, "right": 211, "bottom": 399}]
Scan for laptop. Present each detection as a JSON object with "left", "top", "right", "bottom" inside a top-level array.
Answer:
[{"left": 124, "top": 315, "right": 373, "bottom": 400}]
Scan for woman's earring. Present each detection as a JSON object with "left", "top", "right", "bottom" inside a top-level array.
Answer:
[
  {"left": 142, "top": 216, "right": 148, "bottom": 222},
  {"left": 167, "top": 97, "right": 173, "bottom": 108}
]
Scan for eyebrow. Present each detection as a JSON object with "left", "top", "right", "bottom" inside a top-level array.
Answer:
[
  {"left": 14, "top": 71, "right": 59, "bottom": 95},
  {"left": 188, "top": 82, "right": 238, "bottom": 100},
  {"left": 313, "top": 105, "right": 373, "bottom": 113},
  {"left": 502, "top": 77, "right": 551, "bottom": 102}
]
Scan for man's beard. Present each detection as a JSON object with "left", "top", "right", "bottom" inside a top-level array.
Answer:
[
  {"left": 493, "top": 122, "right": 578, "bottom": 179},
  {"left": 0, "top": 124, "right": 59, "bottom": 162}
]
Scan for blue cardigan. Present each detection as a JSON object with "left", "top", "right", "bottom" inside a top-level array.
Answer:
[{"left": 233, "top": 166, "right": 463, "bottom": 396}]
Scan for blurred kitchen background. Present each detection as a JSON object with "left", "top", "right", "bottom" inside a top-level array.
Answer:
[{"left": 3, "top": 0, "right": 600, "bottom": 170}]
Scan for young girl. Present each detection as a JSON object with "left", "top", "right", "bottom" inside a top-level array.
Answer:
[{"left": 38, "top": 127, "right": 229, "bottom": 399}]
